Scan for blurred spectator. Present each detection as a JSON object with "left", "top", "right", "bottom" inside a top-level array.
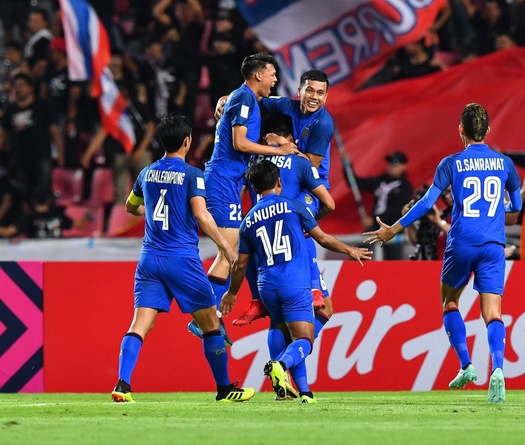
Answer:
[
  {"left": 40, "top": 37, "right": 68, "bottom": 128},
  {"left": 355, "top": 151, "right": 413, "bottom": 260},
  {"left": 393, "top": 38, "right": 447, "bottom": 81},
  {"left": 138, "top": 37, "right": 185, "bottom": 119},
  {"left": 511, "top": 0, "right": 525, "bottom": 46},
  {"left": 203, "top": 9, "right": 244, "bottom": 107},
  {"left": 0, "top": 0, "right": 30, "bottom": 42},
  {"left": 24, "top": 7, "right": 53, "bottom": 82},
  {"left": 152, "top": 0, "right": 205, "bottom": 121},
  {"left": 0, "top": 151, "right": 26, "bottom": 238},
  {"left": 0, "top": 72, "right": 64, "bottom": 202},
  {"left": 464, "top": 0, "right": 512, "bottom": 57},
  {"left": 0, "top": 40, "right": 29, "bottom": 111},
  {"left": 25, "top": 189, "right": 92, "bottom": 239}
]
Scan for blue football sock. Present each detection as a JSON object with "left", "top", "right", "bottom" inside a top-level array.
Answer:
[
  {"left": 202, "top": 330, "right": 229, "bottom": 386},
  {"left": 289, "top": 361, "right": 310, "bottom": 394},
  {"left": 208, "top": 275, "right": 228, "bottom": 310},
  {"left": 280, "top": 338, "right": 312, "bottom": 371},
  {"left": 118, "top": 332, "right": 143, "bottom": 385},
  {"left": 443, "top": 308, "right": 471, "bottom": 368},
  {"left": 314, "top": 311, "right": 329, "bottom": 338},
  {"left": 267, "top": 325, "right": 287, "bottom": 360},
  {"left": 487, "top": 319, "right": 505, "bottom": 372}
]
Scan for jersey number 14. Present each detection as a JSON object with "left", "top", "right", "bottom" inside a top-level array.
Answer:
[{"left": 255, "top": 220, "right": 292, "bottom": 266}]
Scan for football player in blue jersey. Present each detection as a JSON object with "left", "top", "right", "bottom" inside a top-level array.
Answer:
[
  {"left": 230, "top": 70, "right": 335, "bottom": 324},
  {"left": 243, "top": 113, "right": 336, "bottom": 399},
  {"left": 221, "top": 160, "right": 372, "bottom": 403},
  {"left": 111, "top": 113, "right": 255, "bottom": 403},
  {"left": 201, "top": 53, "right": 299, "bottom": 344},
  {"left": 363, "top": 103, "right": 522, "bottom": 403}
]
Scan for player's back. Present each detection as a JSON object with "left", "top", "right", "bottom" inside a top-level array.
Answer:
[
  {"left": 436, "top": 143, "right": 520, "bottom": 247},
  {"left": 248, "top": 154, "right": 322, "bottom": 204},
  {"left": 135, "top": 157, "right": 203, "bottom": 256},
  {"left": 206, "top": 84, "right": 261, "bottom": 181},
  {"left": 240, "top": 194, "right": 315, "bottom": 290}
]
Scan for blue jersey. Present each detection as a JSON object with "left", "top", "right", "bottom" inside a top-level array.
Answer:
[
  {"left": 132, "top": 157, "right": 206, "bottom": 256},
  {"left": 247, "top": 153, "right": 323, "bottom": 208},
  {"left": 260, "top": 96, "right": 333, "bottom": 189},
  {"left": 206, "top": 84, "right": 261, "bottom": 183},
  {"left": 239, "top": 194, "right": 318, "bottom": 291},
  {"left": 433, "top": 144, "right": 521, "bottom": 247}
]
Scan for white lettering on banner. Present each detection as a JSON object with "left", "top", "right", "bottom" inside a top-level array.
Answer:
[
  {"left": 231, "top": 261, "right": 525, "bottom": 391},
  {"left": 275, "top": 0, "right": 433, "bottom": 95},
  {"left": 402, "top": 261, "right": 517, "bottom": 390},
  {"left": 324, "top": 305, "right": 416, "bottom": 380}
]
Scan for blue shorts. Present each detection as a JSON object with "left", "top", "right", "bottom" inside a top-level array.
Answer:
[
  {"left": 134, "top": 254, "right": 215, "bottom": 313},
  {"left": 259, "top": 288, "right": 314, "bottom": 325},
  {"left": 305, "top": 235, "right": 329, "bottom": 298},
  {"left": 204, "top": 170, "right": 243, "bottom": 228},
  {"left": 441, "top": 243, "right": 505, "bottom": 295}
]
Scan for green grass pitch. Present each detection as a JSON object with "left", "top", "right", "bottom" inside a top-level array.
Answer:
[{"left": 1, "top": 391, "right": 525, "bottom": 445}]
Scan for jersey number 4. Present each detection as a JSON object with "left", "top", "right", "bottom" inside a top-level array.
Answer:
[
  {"left": 256, "top": 220, "right": 292, "bottom": 266},
  {"left": 154, "top": 189, "right": 169, "bottom": 230}
]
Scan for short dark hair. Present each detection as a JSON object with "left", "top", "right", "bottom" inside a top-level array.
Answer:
[
  {"left": 245, "top": 159, "right": 280, "bottom": 194},
  {"left": 262, "top": 113, "right": 293, "bottom": 138},
  {"left": 30, "top": 7, "right": 49, "bottom": 23},
  {"left": 461, "top": 103, "right": 489, "bottom": 142},
  {"left": 156, "top": 113, "right": 192, "bottom": 153},
  {"left": 240, "top": 53, "right": 276, "bottom": 80},
  {"left": 12, "top": 72, "right": 32, "bottom": 86},
  {"left": 300, "top": 70, "right": 329, "bottom": 89}
]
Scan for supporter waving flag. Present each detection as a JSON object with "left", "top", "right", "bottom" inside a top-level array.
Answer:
[
  {"left": 235, "top": 0, "right": 446, "bottom": 96},
  {"left": 59, "top": 0, "right": 135, "bottom": 153}
]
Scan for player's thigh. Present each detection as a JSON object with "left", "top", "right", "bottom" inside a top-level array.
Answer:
[
  {"left": 474, "top": 243, "right": 505, "bottom": 295},
  {"left": 162, "top": 256, "right": 216, "bottom": 314},
  {"left": 441, "top": 246, "right": 476, "bottom": 289},
  {"left": 134, "top": 254, "right": 172, "bottom": 312}
]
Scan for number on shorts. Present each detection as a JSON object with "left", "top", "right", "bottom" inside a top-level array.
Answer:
[{"left": 229, "top": 203, "right": 242, "bottom": 221}]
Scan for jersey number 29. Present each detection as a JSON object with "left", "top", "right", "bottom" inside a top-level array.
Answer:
[{"left": 463, "top": 176, "right": 501, "bottom": 217}]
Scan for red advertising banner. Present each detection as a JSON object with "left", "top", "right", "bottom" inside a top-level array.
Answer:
[{"left": 43, "top": 260, "right": 525, "bottom": 393}]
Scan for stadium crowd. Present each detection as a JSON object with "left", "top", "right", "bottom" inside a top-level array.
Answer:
[{"left": 0, "top": 0, "right": 524, "bottom": 239}]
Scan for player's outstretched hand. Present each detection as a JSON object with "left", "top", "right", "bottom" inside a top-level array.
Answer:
[
  {"left": 347, "top": 246, "right": 373, "bottom": 266},
  {"left": 220, "top": 291, "right": 237, "bottom": 316},
  {"left": 362, "top": 216, "right": 395, "bottom": 246}
]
